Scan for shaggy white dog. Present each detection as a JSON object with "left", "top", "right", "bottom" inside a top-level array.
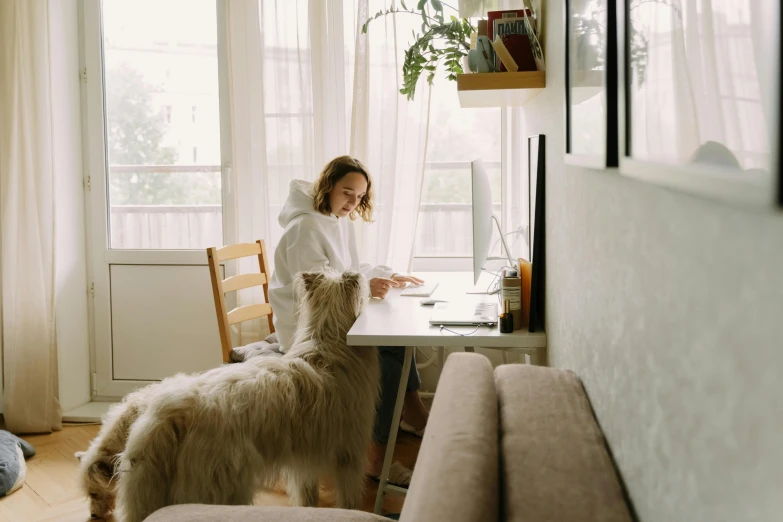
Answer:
[
  {"left": 76, "top": 383, "right": 161, "bottom": 518},
  {"left": 112, "top": 268, "right": 379, "bottom": 522}
]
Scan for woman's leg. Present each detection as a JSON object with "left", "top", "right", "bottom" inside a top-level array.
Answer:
[{"left": 368, "top": 346, "right": 429, "bottom": 477}]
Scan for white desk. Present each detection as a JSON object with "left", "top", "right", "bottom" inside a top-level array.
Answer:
[{"left": 346, "top": 271, "right": 547, "bottom": 513}]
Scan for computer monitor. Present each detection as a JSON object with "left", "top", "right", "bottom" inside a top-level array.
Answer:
[
  {"left": 471, "top": 158, "right": 516, "bottom": 285},
  {"left": 471, "top": 159, "right": 494, "bottom": 285}
]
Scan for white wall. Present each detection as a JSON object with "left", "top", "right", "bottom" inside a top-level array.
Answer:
[
  {"left": 526, "top": 2, "right": 783, "bottom": 521},
  {"left": 50, "top": 0, "right": 91, "bottom": 412}
]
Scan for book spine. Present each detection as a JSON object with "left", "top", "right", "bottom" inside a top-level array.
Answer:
[
  {"left": 518, "top": 258, "right": 532, "bottom": 329},
  {"left": 486, "top": 9, "right": 532, "bottom": 41}
]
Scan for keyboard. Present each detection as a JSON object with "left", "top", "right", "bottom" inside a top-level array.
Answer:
[{"left": 400, "top": 282, "right": 439, "bottom": 297}]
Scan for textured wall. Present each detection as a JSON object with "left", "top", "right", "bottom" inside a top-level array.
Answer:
[{"left": 526, "top": 1, "right": 783, "bottom": 521}]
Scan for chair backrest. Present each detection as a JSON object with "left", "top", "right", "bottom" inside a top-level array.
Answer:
[{"left": 206, "top": 240, "right": 274, "bottom": 363}]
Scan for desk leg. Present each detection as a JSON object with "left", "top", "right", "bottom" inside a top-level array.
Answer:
[
  {"left": 374, "top": 346, "right": 413, "bottom": 514},
  {"left": 529, "top": 348, "right": 546, "bottom": 366}
]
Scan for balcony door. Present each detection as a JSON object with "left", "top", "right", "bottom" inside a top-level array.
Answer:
[{"left": 82, "top": 0, "right": 234, "bottom": 397}]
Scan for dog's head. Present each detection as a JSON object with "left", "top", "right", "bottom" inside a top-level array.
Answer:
[
  {"left": 78, "top": 455, "right": 116, "bottom": 518},
  {"left": 294, "top": 268, "right": 369, "bottom": 331}
]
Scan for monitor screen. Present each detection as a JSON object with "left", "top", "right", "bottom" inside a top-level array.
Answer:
[{"left": 471, "top": 159, "right": 494, "bottom": 285}]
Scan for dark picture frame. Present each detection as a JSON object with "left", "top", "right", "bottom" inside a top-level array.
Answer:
[
  {"left": 775, "top": 3, "right": 781, "bottom": 210},
  {"left": 528, "top": 134, "right": 545, "bottom": 333},
  {"left": 565, "top": 0, "right": 619, "bottom": 169},
  {"left": 618, "top": 0, "right": 781, "bottom": 208}
]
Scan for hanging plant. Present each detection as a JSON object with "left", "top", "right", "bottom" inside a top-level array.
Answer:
[{"left": 362, "top": 0, "right": 474, "bottom": 101}]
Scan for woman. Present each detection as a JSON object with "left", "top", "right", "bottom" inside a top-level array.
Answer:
[{"left": 269, "top": 155, "right": 429, "bottom": 486}]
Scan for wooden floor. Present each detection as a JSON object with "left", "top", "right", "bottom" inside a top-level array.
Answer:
[{"left": 0, "top": 424, "right": 420, "bottom": 521}]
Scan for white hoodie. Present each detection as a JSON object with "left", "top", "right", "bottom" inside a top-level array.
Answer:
[{"left": 269, "top": 180, "right": 393, "bottom": 352}]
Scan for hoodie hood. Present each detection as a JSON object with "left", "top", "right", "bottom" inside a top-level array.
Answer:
[{"left": 278, "top": 180, "right": 335, "bottom": 228}]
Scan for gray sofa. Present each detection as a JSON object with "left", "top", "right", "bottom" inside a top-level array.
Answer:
[{"left": 146, "top": 352, "right": 634, "bottom": 521}]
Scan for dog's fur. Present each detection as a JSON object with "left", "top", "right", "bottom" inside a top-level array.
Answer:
[
  {"left": 109, "top": 269, "right": 378, "bottom": 522},
  {"left": 76, "top": 383, "right": 162, "bottom": 518}
]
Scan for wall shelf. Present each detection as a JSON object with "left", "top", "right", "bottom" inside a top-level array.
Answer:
[{"left": 456, "top": 71, "right": 546, "bottom": 108}]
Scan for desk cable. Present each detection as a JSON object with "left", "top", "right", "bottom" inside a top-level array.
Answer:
[
  {"left": 482, "top": 264, "right": 518, "bottom": 294},
  {"left": 438, "top": 325, "right": 486, "bottom": 336}
]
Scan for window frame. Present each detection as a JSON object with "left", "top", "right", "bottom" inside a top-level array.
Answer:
[{"left": 412, "top": 107, "right": 527, "bottom": 272}]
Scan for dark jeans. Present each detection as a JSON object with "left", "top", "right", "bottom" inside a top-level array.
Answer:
[{"left": 372, "top": 346, "right": 420, "bottom": 444}]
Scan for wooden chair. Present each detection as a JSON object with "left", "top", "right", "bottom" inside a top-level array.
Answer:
[{"left": 206, "top": 240, "right": 275, "bottom": 363}]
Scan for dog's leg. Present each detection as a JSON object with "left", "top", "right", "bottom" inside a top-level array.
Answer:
[
  {"left": 334, "top": 454, "right": 366, "bottom": 510},
  {"left": 286, "top": 473, "right": 319, "bottom": 507}
]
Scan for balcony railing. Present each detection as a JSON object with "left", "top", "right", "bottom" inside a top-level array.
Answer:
[
  {"left": 108, "top": 162, "right": 501, "bottom": 254},
  {"left": 110, "top": 203, "right": 223, "bottom": 250},
  {"left": 109, "top": 202, "right": 501, "bottom": 255}
]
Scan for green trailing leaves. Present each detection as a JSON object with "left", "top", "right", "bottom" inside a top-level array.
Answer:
[{"left": 361, "top": 0, "right": 474, "bottom": 100}]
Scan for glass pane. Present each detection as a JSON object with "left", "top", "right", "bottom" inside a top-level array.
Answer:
[
  {"left": 416, "top": 81, "right": 502, "bottom": 258},
  {"left": 102, "top": 0, "right": 223, "bottom": 249},
  {"left": 568, "top": 0, "right": 607, "bottom": 156},
  {"left": 628, "top": 0, "right": 772, "bottom": 173}
]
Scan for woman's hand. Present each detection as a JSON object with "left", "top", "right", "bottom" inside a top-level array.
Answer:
[
  {"left": 369, "top": 277, "right": 401, "bottom": 299},
  {"left": 391, "top": 273, "right": 425, "bottom": 287}
]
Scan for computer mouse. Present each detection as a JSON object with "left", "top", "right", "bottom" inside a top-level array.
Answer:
[{"left": 419, "top": 298, "right": 448, "bottom": 306}]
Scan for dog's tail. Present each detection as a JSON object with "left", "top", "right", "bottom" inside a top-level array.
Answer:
[{"left": 114, "top": 408, "right": 181, "bottom": 522}]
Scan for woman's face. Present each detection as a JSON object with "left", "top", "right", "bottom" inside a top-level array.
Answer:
[{"left": 329, "top": 172, "right": 368, "bottom": 218}]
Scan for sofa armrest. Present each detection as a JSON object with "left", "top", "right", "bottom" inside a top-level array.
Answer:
[
  {"left": 144, "top": 505, "right": 389, "bottom": 522},
  {"left": 400, "top": 352, "right": 499, "bottom": 522},
  {"left": 495, "top": 365, "right": 633, "bottom": 522}
]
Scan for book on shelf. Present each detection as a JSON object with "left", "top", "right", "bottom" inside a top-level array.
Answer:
[
  {"left": 486, "top": 9, "right": 536, "bottom": 42},
  {"left": 494, "top": 17, "right": 536, "bottom": 72},
  {"left": 487, "top": 9, "right": 538, "bottom": 72}
]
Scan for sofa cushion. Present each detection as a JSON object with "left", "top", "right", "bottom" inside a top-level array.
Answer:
[
  {"left": 144, "top": 505, "right": 388, "bottom": 522},
  {"left": 401, "top": 352, "right": 499, "bottom": 522},
  {"left": 495, "top": 365, "right": 633, "bottom": 522}
]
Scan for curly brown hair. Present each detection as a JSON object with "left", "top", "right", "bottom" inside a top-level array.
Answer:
[{"left": 312, "top": 156, "right": 374, "bottom": 222}]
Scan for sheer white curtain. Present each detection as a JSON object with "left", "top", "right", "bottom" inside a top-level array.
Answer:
[
  {"left": 0, "top": 0, "right": 62, "bottom": 433},
  {"left": 224, "top": 0, "right": 431, "bottom": 339},
  {"left": 351, "top": 2, "right": 432, "bottom": 271}
]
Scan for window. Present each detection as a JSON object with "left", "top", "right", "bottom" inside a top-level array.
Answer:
[
  {"left": 414, "top": 80, "right": 502, "bottom": 261},
  {"left": 101, "top": 0, "right": 225, "bottom": 250},
  {"left": 260, "top": 0, "right": 316, "bottom": 210}
]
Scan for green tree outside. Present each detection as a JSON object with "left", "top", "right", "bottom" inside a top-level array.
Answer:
[{"left": 105, "top": 65, "right": 221, "bottom": 205}]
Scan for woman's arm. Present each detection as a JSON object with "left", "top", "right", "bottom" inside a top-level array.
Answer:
[
  {"left": 286, "top": 242, "right": 330, "bottom": 276},
  {"left": 356, "top": 262, "right": 394, "bottom": 280}
]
